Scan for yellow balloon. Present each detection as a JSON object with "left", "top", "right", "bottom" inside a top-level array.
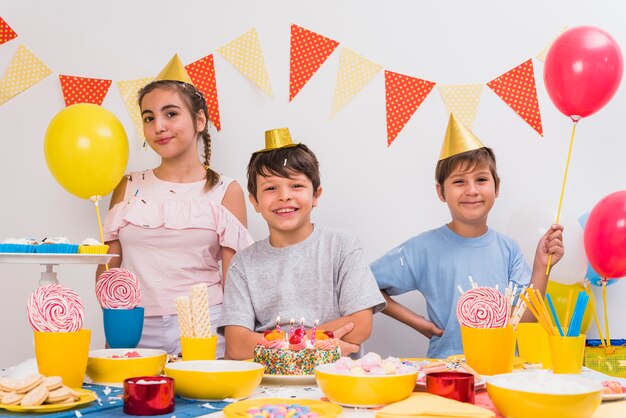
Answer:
[
  {"left": 44, "top": 104, "right": 129, "bottom": 199},
  {"left": 545, "top": 280, "right": 595, "bottom": 334}
]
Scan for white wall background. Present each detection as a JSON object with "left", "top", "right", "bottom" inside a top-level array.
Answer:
[{"left": 1, "top": 0, "right": 625, "bottom": 367}]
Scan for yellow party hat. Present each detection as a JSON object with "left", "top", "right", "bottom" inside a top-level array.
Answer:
[
  {"left": 154, "top": 54, "right": 194, "bottom": 85},
  {"left": 439, "top": 112, "right": 485, "bottom": 160},
  {"left": 257, "top": 128, "right": 300, "bottom": 153}
]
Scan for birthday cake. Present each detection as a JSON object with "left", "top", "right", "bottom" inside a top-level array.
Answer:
[{"left": 253, "top": 327, "right": 340, "bottom": 375}]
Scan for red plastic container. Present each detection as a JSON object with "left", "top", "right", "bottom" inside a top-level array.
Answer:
[
  {"left": 123, "top": 376, "right": 175, "bottom": 415},
  {"left": 426, "top": 371, "right": 475, "bottom": 404}
]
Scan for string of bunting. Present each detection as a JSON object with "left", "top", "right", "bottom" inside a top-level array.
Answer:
[{"left": 0, "top": 16, "right": 560, "bottom": 147}]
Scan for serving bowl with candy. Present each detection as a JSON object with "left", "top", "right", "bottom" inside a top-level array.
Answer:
[
  {"left": 315, "top": 353, "right": 419, "bottom": 407},
  {"left": 164, "top": 360, "right": 264, "bottom": 401},
  {"left": 487, "top": 372, "right": 603, "bottom": 418},
  {"left": 86, "top": 348, "right": 167, "bottom": 384}
]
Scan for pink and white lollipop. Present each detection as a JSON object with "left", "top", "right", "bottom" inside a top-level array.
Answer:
[
  {"left": 456, "top": 286, "right": 509, "bottom": 328},
  {"left": 27, "top": 284, "right": 84, "bottom": 332},
  {"left": 96, "top": 268, "right": 141, "bottom": 309}
]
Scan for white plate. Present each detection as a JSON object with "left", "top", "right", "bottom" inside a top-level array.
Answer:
[
  {"left": 603, "top": 392, "right": 626, "bottom": 402},
  {"left": 0, "top": 253, "right": 117, "bottom": 264},
  {"left": 262, "top": 374, "right": 316, "bottom": 385}
]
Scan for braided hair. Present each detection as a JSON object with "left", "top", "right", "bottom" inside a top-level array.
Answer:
[{"left": 138, "top": 80, "right": 219, "bottom": 191}]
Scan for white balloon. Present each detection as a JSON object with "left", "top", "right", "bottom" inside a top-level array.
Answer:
[{"left": 506, "top": 201, "right": 587, "bottom": 285}]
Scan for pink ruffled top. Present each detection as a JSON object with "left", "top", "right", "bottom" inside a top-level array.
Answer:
[{"left": 103, "top": 170, "right": 253, "bottom": 316}]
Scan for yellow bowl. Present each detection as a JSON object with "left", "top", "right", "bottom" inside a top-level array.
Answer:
[
  {"left": 487, "top": 373, "right": 602, "bottom": 418},
  {"left": 314, "top": 363, "right": 418, "bottom": 407},
  {"left": 86, "top": 348, "right": 167, "bottom": 383},
  {"left": 164, "top": 360, "right": 265, "bottom": 401}
]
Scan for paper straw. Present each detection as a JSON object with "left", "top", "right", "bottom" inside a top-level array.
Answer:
[
  {"left": 546, "top": 294, "right": 564, "bottom": 336},
  {"left": 546, "top": 121, "right": 578, "bottom": 276},
  {"left": 520, "top": 293, "right": 553, "bottom": 335},
  {"left": 528, "top": 289, "right": 555, "bottom": 335}
]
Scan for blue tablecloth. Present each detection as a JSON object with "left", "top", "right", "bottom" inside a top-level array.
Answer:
[{"left": 0, "top": 384, "right": 230, "bottom": 418}]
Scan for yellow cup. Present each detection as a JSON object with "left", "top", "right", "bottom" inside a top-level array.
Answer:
[
  {"left": 517, "top": 323, "right": 552, "bottom": 369},
  {"left": 548, "top": 334, "right": 586, "bottom": 374},
  {"left": 34, "top": 329, "right": 91, "bottom": 388},
  {"left": 461, "top": 325, "right": 515, "bottom": 375},
  {"left": 181, "top": 336, "right": 217, "bottom": 361}
]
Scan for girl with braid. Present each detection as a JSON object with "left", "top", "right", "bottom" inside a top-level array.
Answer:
[{"left": 98, "top": 56, "right": 253, "bottom": 357}]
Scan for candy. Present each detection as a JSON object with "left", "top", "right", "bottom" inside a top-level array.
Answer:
[
  {"left": 96, "top": 268, "right": 141, "bottom": 309},
  {"left": 456, "top": 286, "right": 509, "bottom": 328},
  {"left": 27, "top": 284, "right": 84, "bottom": 332}
]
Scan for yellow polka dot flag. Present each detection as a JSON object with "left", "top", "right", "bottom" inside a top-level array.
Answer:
[
  {"left": 385, "top": 70, "right": 436, "bottom": 147},
  {"left": 437, "top": 84, "right": 483, "bottom": 130},
  {"left": 218, "top": 28, "right": 273, "bottom": 98},
  {"left": 117, "top": 77, "right": 152, "bottom": 144},
  {"left": 330, "top": 47, "right": 381, "bottom": 119},
  {"left": 0, "top": 44, "right": 51, "bottom": 105},
  {"left": 0, "top": 17, "right": 18, "bottom": 45},
  {"left": 289, "top": 24, "right": 339, "bottom": 102},
  {"left": 487, "top": 59, "right": 543, "bottom": 137},
  {"left": 536, "top": 27, "right": 568, "bottom": 63},
  {"left": 185, "top": 54, "right": 221, "bottom": 131},
  {"left": 59, "top": 75, "right": 112, "bottom": 106}
]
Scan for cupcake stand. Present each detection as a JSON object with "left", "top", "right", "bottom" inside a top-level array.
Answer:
[{"left": 0, "top": 253, "right": 117, "bottom": 286}]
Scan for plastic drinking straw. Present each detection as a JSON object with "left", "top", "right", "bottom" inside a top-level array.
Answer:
[
  {"left": 584, "top": 285, "right": 606, "bottom": 346},
  {"left": 520, "top": 292, "right": 553, "bottom": 335},
  {"left": 564, "top": 288, "right": 573, "bottom": 332},
  {"left": 602, "top": 280, "right": 611, "bottom": 347},
  {"left": 567, "top": 292, "right": 583, "bottom": 337},
  {"left": 546, "top": 294, "right": 564, "bottom": 336}
]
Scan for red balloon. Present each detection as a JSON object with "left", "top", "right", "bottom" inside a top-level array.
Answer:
[
  {"left": 544, "top": 26, "right": 623, "bottom": 120},
  {"left": 584, "top": 191, "right": 626, "bottom": 279}
]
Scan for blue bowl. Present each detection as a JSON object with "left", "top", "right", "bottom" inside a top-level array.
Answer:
[{"left": 103, "top": 307, "right": 144, "bottom": 348}]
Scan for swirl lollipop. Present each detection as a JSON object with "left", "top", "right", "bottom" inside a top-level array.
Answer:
[
  {"left": 27, "top": 284, "right": 84, "bottom": 332},
  {"left": 456, "top": 287, "right": 509, "bottom": 328},
  {"left": 96, "top": 268, "right": 141, "bottom": 309}
]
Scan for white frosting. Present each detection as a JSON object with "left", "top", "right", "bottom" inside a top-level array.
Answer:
[
  {"left": 42, "top": 236, "right": 70, "bottom": 244},
  {"left": 81, "top": 238, "right": 103, "bottom": 246},
  {"left": 2, "top": 237, "right": 38, "bottom": 244}
]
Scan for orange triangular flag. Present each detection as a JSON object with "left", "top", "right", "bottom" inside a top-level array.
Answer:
[
  {"left": 289, "top": 24, "right": 339, "bottom": 101},
  {"left": 385, "top": 70, "right": 435, "bottom": 146},
  {"left": 0, "top": 17, "right": 18, "bottom": 45},
  {"left": 487, "top": 59, "right": 543, "bottom": 137},
  {"left": 59, "top": 75, "right": 112, "bottom": 106},
  {"left": 186, "top": 54, "right": 221, "bottom": 131}
]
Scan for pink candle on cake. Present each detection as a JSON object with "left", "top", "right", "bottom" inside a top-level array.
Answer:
[
  {"left": 311, "top": 319, "right": 319, "bottom": 345},
  {"left": 289, "top": 318, "right": 295, "bottom": 339},
  {"left": 275, "top": 316, "right": 281, "bottom": 333}
]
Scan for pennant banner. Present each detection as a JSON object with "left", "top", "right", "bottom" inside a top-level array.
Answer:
[
  {"left": 385, "top": 70, "right": 436, "bottom": 146},
  {"left": 536, "top": 27, "right": 568, "bottom": 63},
  {"left": 59, "top": 75, "right": 112, "bottom": 106},
  {"left": 437, "top": 84, "right": 483, "bottom": 129},
  {"left": 330, "top": 48, "right": 381, "bottom": 119},
  {"left": 0, "top": 44, "right": 51, "bottom": 105},
  {"left": 186, "top": 54, "right": 222, "bottom": 131},
  {"left": 117, "top": 77, "right": 152, "bottom": 143},
  {"left": 487, "top": 59, "right": 543, "bottom": 136},
  {"left": 289, "top": 24, "right": 339, "bottom": 101},
  {"left": 218, "top": 28, "right": 273, "bottom": 98},
  {"left": 0, "top": 17, "right": 18, "bottom": 45}
]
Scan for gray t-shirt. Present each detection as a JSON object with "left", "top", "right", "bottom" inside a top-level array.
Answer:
[{"left": 218, "top": 225, "right": 386, "bottom": 334}]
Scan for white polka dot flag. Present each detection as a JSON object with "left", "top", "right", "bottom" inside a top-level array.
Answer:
[
  {"left": 218, "top": 28, "right": 273, "bottom": 98},
  {"left": 117, "top": 77, "right": 152, "bottom": 144},
  {"left": 385, "top": 70, "right": 436, "bottom": 146},
  {"left": 289, "top": 24, "right": 339, "bottom": 102},
  {"left": 0, "top": 44, "right": 51, "bottom": 105},
  {"left": 437, "top": 84, "right": 483, "bottom": 130},
  {"left": 0, "top": 17, "right": 18, "bottom": 45},
  {"left": 59, "top": 75, "right": 112, "bottom": 106},
  {"left": 330, "top": 47, "right": 381, "bottom": 119},
  {"left": 487, "top": 59, "right": 543, "bottom": 137},
  {"left": 185, "top": 54, "right": 221, "bottom": 131}
]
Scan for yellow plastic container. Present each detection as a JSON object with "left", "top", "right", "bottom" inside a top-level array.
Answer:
[
  {"left": 86, "top": 348, "right": 167, "bottom": 383},
  {"left": 461, "top": 325, "right": 515, "bottom": 375},
  {"left": 517, "top": 323, "right": 552, "bottom": 368},
  {"left": 34, "top": 329, "right": 91, "bottom": 388},
  {"left": 181, "top": 336, "right": 218, "bottom": 360},
  {"left": 548, "top": 334, "right": 586, "bottom": 374}
]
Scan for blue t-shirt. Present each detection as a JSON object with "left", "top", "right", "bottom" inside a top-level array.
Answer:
[{"left": 370, "top": 225, "right": 531, "bottom": 359}]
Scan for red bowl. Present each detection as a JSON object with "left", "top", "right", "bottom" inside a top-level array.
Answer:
[{"left": 123, "top": 376, "right": 175, "bottom": 415}]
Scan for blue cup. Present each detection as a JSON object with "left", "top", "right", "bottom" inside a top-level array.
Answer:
[{"left": 103, "top": 307, "right": 144, "bottom": 348}]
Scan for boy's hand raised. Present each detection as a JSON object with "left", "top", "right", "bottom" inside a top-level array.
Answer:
[
  {"left": 333, "top": 322, "right": 360, "bottom": 356},
  {"left": 534, "top": 224, "right": 565, "bottom": 269}
]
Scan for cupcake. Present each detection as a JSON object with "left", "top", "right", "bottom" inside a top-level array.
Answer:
[
  {"left": 78, "top": 238, "right": 109, "bottom": 254},
  {"left": 35, "top": 236, "right": 79, "bottom": 254},
  {"left": 0, "top": 237, "right": 38, "bottom": 253}
]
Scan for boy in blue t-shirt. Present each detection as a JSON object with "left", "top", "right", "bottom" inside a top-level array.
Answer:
[{"left": 371, "top": 113, "right": 564, "bottom": 359}]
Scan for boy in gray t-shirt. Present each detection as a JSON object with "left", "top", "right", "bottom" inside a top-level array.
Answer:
[{"left": 218, "top": 128, "right": 386, "bottom": 360}]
